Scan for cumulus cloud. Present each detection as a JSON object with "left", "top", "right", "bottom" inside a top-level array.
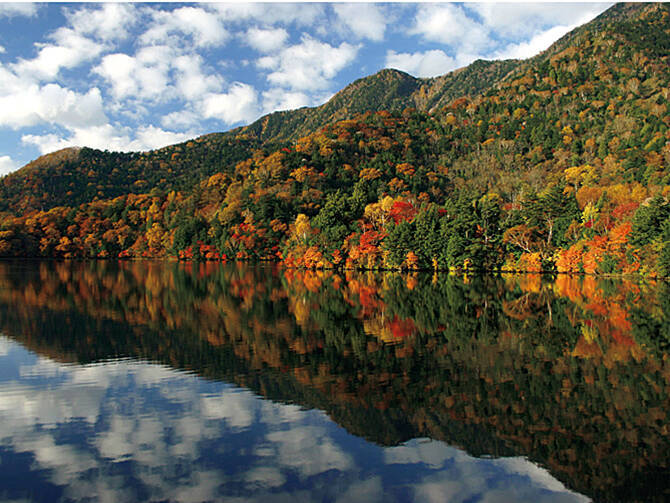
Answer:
[
  {"left": 407, "top": 3, "right": 612, "bottom": 69},
  {"left": 333, "top": 4, "right": 387, "bottom": 41},
  {"left": 202, "top": 82, "right": 260, "bottom": 125},
  {"left": 493, "top": 25, "right": 575, "bottom": 60},
  {"left": 386, "top": 50, "right": 457, "bottom": 78},
  {"left": 491, "top": 5, "right": 613, "bottom": 61},
  {"left": 141, "top": 6, "right": 228, "bottom": 48},
  {"left": 266, "top": 426, "right": 354, "bottom": 478},
  {"left": 335, "top": 477, "right": 384, "bottom": 503},
  {"left": 66, "top": 3, "right": 139, "bottom": 42},
  {"left": 22, "top": 126, "right": 136, "bottom": 155},
  {"left": 22, "top": 124, "right": 194, "bottom": 154},
  {"left": 258, "top": 35, "right": 359, "bottom": 91},
  {"left": 262, "top": 88, "right": 311, "bottom": 113},
  {"left": 493, "top": 457, "right": 576, "bottom": 494},
  {"left": 211, "top": 3, "right": 325, "bottom": 27},
  {"left": 0, "top": 84, "right": 107, "bottom": 129},
  {"left": 95, "top": 46, "right": 174, "bottom": 102},
  {"left": 160, "top": 110, "right": 201, "bottom": 130},
  {"left": 95, "top": 45, "right": 228, "bottom": 114},
  {"left": 12, "top": 27, "right": 105, "bottom": 81},
  {"left": 246, "top": 27, "right": 289, "bottom": 53},
  {"left": 0, "top": 155, "right": 19, "bottom": 176},
  {"left": 410, "top": 4, "right": 490, "bottom": 53},
  {"left": 173, "top": 54, "right": 224, "bottom": 101},
  {"left": 385, "top": 439, "right": 456, "bottom": 468},
  {"left": 133, "top": 125, "right": 195, "bottom": 151},
  {"left": 0, "top": 3, "right": 39, "bottom": 18},
  {"left": 469, "top": 3, "right": 612, "bottom": 38}
]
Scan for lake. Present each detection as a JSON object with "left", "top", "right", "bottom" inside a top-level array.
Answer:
[{"left": 0, "top": 260, "right": 667, "bottom": 502}]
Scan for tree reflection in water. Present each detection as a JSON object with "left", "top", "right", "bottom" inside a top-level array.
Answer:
[{"left": 0, "top": 260, "right": 667, "bottom": 502}]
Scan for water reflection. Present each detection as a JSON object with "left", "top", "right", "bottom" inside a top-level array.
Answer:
[
  {"left": 0, "top": 337, "right": 585, "bottom": 503},
  {"left": 0, "top": 260, "right": 668, "bottom": 502}
]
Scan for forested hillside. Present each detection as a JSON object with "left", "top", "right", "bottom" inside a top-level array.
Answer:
[
  {"left": 0, "top": 135, "right": 260, "bottom": 214},
  {"left": 235, "top": 59, "right": 520, "bottom": 144},
  {"left": 0, "top": 3, "right": 668, "bottom": 276}
]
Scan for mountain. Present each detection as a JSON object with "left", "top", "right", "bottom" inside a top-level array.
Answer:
[
  {"left": 0, "top": 59, "right": 519, "bottom": 215},
  {"left": 0, "top": 134, "right": 260, "bottom": 214},
  {"left": 235, "top": 59, "right": 520, "bottom": 144},
  {"left": 0, "top": 2, "right": 668, "bottom": 276}
]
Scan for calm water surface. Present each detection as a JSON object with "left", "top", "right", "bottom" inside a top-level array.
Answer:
[{"left": 0, "top": 260, "right": 668, "bottom": 502}]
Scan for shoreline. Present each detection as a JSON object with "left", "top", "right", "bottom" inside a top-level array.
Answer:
[{"left": 0, "top": 256, "right": 665, "bottom": 280}]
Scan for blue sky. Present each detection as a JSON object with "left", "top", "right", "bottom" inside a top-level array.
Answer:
[{"left": 0, "top": 2, "right": 612, "bottom": 175}]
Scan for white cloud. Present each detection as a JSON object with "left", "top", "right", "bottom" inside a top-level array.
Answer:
[
  {"left": 95, "top": 53, "right": 143, "bottom": 100},
  {"left": 22, "top": 123, "right": 194, "bottom": 155},
  {"left": 410, "top": 4, "right": 490, "bottom": 52},
  {"left": 259, "top": 35, "right": 359, "bottom": 92},
  {"left": 141, "top": 6, "right": 228, "bottom": 48},
  {"left": 0, "top": 45, "right": 5, "bottom": 54},
  {"left": 0, "top": 84, "right": 107, "bottom": 129},
  {"left": 95, "top": 46, "right": 174, "bottom": 102},
  {"left": 173, "top": 54, "right": 224, "bottom": 101},
  {"left": 246, "top": 27, "right": 289, "bottom": 53},
  {"left": 160, "top": 110, "right": 200, "bottom": 130},
  {"left": 491, "top": 5, "right": 611, "bottom": 61},
  {"left": 0, "top": 155, "right": 19, "bottom": 176},
  {"left": 21, "top": 133, "right": 68, "bottom": 155},
  {"left": 386, "top": 50, "right": 457, "bottom": 78},
  {"left": 134, "top": 125, "right": 194, "bottom": 151},
  {"left": 202, "top": 82, "right": 260, "bottom": 125},
  {"left": 469, "top": 3, "right": 611, "bottom": 38},
  {"left": 0, "top": 3, "right": 39, "bottom": 17},
  {"left": 13, "top": 27, "right": 105, "bottom": 81},
  {"left": 96, "top": 46, "right": 226, "bottom": 108},
  {"left": 335, "top": 477, "right": 384, "bottom": 503},
  {"left": 494, "top": 25, "right": 574, "bottom": 60},
  {"left": 493, "top": 457, "right": 574, "bottom": 494},
  {"left": 244, "top": 466, "right": 286, "bottom": 488},
  {"left": 407, "top": 3, "right": 612, "bottom": 70},
  {"left": 262, "top": 88, "right": 311, "bottom": 113},
  {"left": 22, "top": 127, "right": 128, "bottom": 155},
  {"left": 211, "top": 3, "right": 324, "bottom": 27},
  {"left": 256, "top": 56, "right": 276, "bottom": 71},
  {"left": 66, "top": 3, "right": 139, "bottom": 42},
  {"left": 333, "top": 4, "right": 387, "bottom": 41}
]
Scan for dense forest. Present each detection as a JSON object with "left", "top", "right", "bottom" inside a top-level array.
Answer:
[{"left": 0, "top": 3, "right": 669, "bottom": 276}]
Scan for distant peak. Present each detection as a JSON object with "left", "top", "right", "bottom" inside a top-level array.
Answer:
[
  {"left": 374, "top": 68, "right": 415, "bottom": 79},
  {"left": 17, "top": 147, "right": 81, "bottom": 175}
]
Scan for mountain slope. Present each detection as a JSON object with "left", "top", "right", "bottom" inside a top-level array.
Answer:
[
  {"left": 236, "top": 59, "right": 520, "bottom": 144},
  {"left": 4, "top": 4, "right": 657, "bottom": 215},
  {"left": 0, "top": 2, "right": 669, "bottom": 276},
  {"left": 0, "top": 134, "right": 260, "bottom": 214},
  {"left": 0, "top": 57, "right": 521, "bottom": 214}
]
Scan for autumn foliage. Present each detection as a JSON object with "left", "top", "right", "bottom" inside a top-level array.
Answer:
[{"left": 0, "top": 4, "right": 669, "bottom": 276}]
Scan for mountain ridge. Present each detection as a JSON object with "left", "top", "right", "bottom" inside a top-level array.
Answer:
[{"left": 7, "top": 3, "right": 661, "bottom": 187}]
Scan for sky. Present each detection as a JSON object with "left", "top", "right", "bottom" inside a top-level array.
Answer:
[{"left": 0, "top": 2, "right": 613, "bottom": 176}]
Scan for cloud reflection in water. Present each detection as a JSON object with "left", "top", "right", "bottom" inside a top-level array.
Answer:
[{"left": 0, "top": 336, "right": 588, "bottom": 502}]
